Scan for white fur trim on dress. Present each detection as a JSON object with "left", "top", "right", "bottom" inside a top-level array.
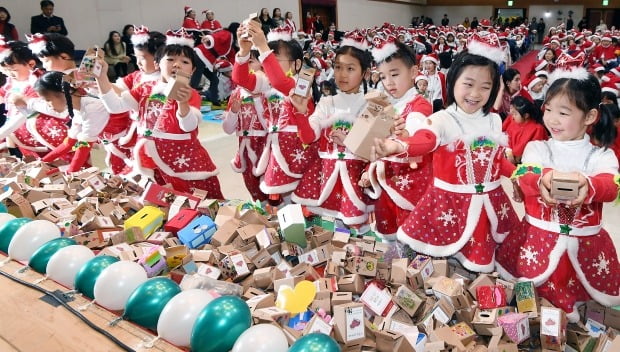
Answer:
[
  {"left": 453, "top": 252, "right": 496, "bottom": 273},
  {"left": 269, "top": 133, "right": 303, "bottom": 178},
  {"left": 259, "top": 179, "right": 298, "bottom": 194},
  {"left": 374, "top": 160, "right": 415, "bottom": 211},
  {"left": 372, "top": 42, "right": 398, "bottom": 64},
  {"left": 194, "top": 48, "right": 214, "bottom": 72},
  {"left": 26, "top": 118, "right": 57, "bottom": 150},
  {"left": 103, "top": 142, "right": 133, "bottom": 167},
  {"left": 254, "top": 135, "right": 272, "bottom": 176},
  {"left": 304, "top": 206, "right": 369, "bottom": 226},
  {"left": 548, "top": 67, "right": 590, "bottom": 85},
  {"left": 495, "top": 261, "right": 518, "bottom": 282},
  {"left": 467, "top": 40, "right": 505, "bottom": 64},
  {"left": 339, "top": 162, "right": 371, "bottom": 212},
  {"left": 567, "top": 237, "right": 620, "bottom": 307},
  {"left": 396, "top": 195, "right": 485, "bottom": 257},
  {"left": 365, "top": 162, "right": 383, "bottom": 199},
  {"left": 484, "top": 196, "right": 508, "bottom": 243},
  {"left": 132, "top": 138, "right": 156, "bottom": 181},
  {"left": 230, "top": 139, "right": 249, "bottom": 173},
  {"left": 143, "top": 139, "right": 219, "bottom": 180},
  {"left": 9, "top": 134, "right": 48, "bottom": 153}
]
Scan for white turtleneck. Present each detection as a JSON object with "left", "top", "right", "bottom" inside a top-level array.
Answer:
[
  {"left": 390, "top": 86, "right": 418, "bottom": 115},
  {"left": 522, "top": 135, "right": 618, "bottom": 175},
  {"left": 309, "top": 90, "right": 366, "bottom": 137}
]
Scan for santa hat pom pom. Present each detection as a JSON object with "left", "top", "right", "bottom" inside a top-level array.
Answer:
[
  {"left": 371, "top": 36, "right": 398, "bottom": 63},
  {"left": 166, "top": 28, "right": 195, "bottom": 48},
  {"left": 267, "top": 25, "right": 293, "bottom": 42},
  {"left": 0, "top": 36, "right": 12, "bottom": 63},
  {"left": 466, "top": 32, "right": 505, "bottom": 65},
  {"left": 26, "top": 33, "right": 48, "bottom": 56},
  {"left": 548, "top": 67, "right": 590, "bottom": 85},
  {"left": 131, "top": 25, "right": 150, "bottom": 47}
]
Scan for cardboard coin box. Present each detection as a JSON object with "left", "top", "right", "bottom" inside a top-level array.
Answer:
[
  {"left": 196, "top": 263, "right": 221, "bottom": 279},
  {"left": 197, "top": 198, "right": 219, "bottom": 218},
  {"left": 345, "top": 256, "right": 377, "bottom": 277},
  {"left": 163, "top": 70, "right": 191, "bottom": 101},
  {"left": 137, "top": 246, "right": 167, "bottom": 277},
  {"left": 468, "top": 274, "right": 496, "bottom": 300},
  {"left": 178, "top": 215, "right": 217, "bottom": 249},
  {"left": 338, "top": 274, "right": 365, "bottom": 295},
  {"left": 343, "top": 91, "right": 395, "bottom": 161},
  {"left": 124, "top": 205, "right": 165, "bottom": 239},
  {"left": 164, "top": 208, "right": 199, "bottom": 234},
  {"left": 360, "top": 282, "right": 396, "bottom": 317},
  {"left": 432, "top": 276, "right": 470, "bottom": 310},
  {"left": 450, "top": 321, "right": 476, "bottom": 346},
  {"left": 476, "top": 285, "right": 507, "bottom": 309},
  {"left": 298, "top": 245, "right": 331, "bottom": 266},
  {"left": 277, "top": 204, "right": 307, "bottom": 248},
  {"left": 540, "top": 306, "right": 567, "bottom": 351},
  {"left": 432, "top": 296, "right": 456, "bottom": 325},
  {"left": 515, "top": 281, "right": 538, "bottom": 317},
  {"left": 252, "top": 306, "right": 290, "bottom": 325},
  {"left": 497, "top": 312, "right": 530, "bottom": 344},
  {"left": 146, "top": 231, "right": 173, "bottom": 245},
  {"left": 210, "top": 218, "right": 241, "bottom": 247},
  {"left": 393, "top": 285, "right": 423, "bottom": 317},
  {"left": 407, "top": 255, "right": 434, "bottom": 288},
  {"left": 550, "top": 172, "right": 580, "bottom": 201},
  {"left": 604, "top": 306, "right": 620, "bottom": 329},
  {"left": 332, "top": 292, "right": 353, "bottom": 308},
  {"left": 293, "top": 68, "right": 316, "bottom": 97},
  {"left": 245, "top": 293, "right": 276, "bottom": 312},
  {"left": 333, "top": 303, "right": 366, "bottom": 346},
  {"left": 77, "top": 47, "right": 103, "bottom": 79},
  {"left": 304, "top": 315, "right": 334, "bottom": 336}
]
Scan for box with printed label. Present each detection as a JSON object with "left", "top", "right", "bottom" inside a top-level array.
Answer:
[
  {"left": 345, "top": 256, "right": 377, "bottom": 277},
  {"left": 333, "top": 303, "right": 366, "bottom": 346},
  {"left": 497, "top": 312, "right": 530, "bottom": 344},
  {"left": 407, "top": 255, "right": 434, "bottom": 288},
  {"left": 164, "top": 208, "right": 199, "bottom": 234},
  {"left": 393, "top": 285, "right": 423, "bottom": 317},
  {"left": 540, "top": 306, "right": 567, "bottom": 351},
  {"left": 515, "top": 281, "right": 538, "bottom": 317},
  {"left": 178, "top": 215, "right": 217, "bottom": 249},
  {"left": 360, "top": 282, "right": 396, "bottom": 317},
  {"left": 123, "top": 205, "right": 165, "bottom": 238}
]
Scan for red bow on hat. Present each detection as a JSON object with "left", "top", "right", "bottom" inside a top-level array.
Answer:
[{"left": 371, "top": 35, "right": 398, "bottom": 63}]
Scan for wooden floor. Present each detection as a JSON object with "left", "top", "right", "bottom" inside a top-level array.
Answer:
[{"left": 0, "top": 256, "right": 183, "bottom": 352}]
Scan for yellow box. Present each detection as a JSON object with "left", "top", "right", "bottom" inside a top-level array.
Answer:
[{"left": 124, "top": 205, "right": 165, "bottom": 238}]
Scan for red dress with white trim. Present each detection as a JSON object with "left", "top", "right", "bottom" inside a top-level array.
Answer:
[
  {"left": 291, "top": 91, "right": 372, "bottom": 225},
  {"left": 397, "top": 104, "right": 520, "bottom": 273},
  {"left": 222, "top": 87, "right": 269, "bottom": 202},
  {"left": 232, "top": 52, "right": 318, "bottom": 196},
  {"left": 366, "top": 88, "right": 433, "bottom": 240},
  {"left": 496, "top": 137, "right": 620, "bottom": 314},
  {"left": 424, "top": 70, "right": 447, "bottom": 105}
]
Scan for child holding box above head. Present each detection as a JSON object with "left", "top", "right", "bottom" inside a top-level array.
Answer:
[
  {"left": 95, "top": 28, "right": 224, "bottom": 198},
  {"left": 232, "top": 20, "right": 318, "bottom": 206},
  {"left": 289, "top": 30, "right": 378, "bottom": 231},
  {"left": 359, "top": 35, "right": 433, "bottom": 242},
  {"left": 496, "top": 68, "right": 620, "bottom": 322},
  {"left": 372, "top": 33, "right": 521, "bottom": 273}
]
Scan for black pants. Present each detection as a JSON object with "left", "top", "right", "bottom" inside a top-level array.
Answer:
[
  {"left": 114, "top": 62, "right": 128, "bottom": 78},
  {"left": 190, "top": 59, "right": 220, "bottom": 104}
]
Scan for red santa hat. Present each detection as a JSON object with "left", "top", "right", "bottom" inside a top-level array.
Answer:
[
  {"left": 535, "top": 70, "right": 548, "bottom": 78},
  {"left": 582, "top": 40, "right": 596, "bottom": 51},
  {"left": 202, "top": 9, "right": 214, "bottom": 14},
  {"left": 610, "top": 67, "right": 620, "bottom": 77},
  {"left": 26, "top": 33, "right": 48, "bottom": 55},
  {"left": 312, "top": 47, "right": 323, "bottom": 55},
  {"left": 214, "top": 59, "right": 232, "bottom": 73},
  {"left": 575, "top": 32, "right": 585, "bottom": 41},
  {"left": 166, "top": 28, "right": 194, "bottom": 47},
  {"left": 549, "top": 66, "right": 590, "bottom": 86},
  {"left": 415, "top": 74, "right": 428, "bottom": 84},
  {"left": 0, "top": 36, "right": 12, "bottom": 63},
  {"left": 534, "top": 59, "right": 548, "bottom": 72},
  {"left": 590, "top": 63, "right": 605, "bottom": 74},
  {"left": 550, "top": 36, "right": 560, "bottom": 45},
  {"left": 421, "top": 53, "right": 439, "bottom": 66},
  {"left": 498, "top": 32, "right": 508, "bottom": 40},
  {"left": 601, "top": 33, "right": 613, "bottom": 42},
  {"left": 466, "top": 32, "right": 504, "bottom": 64},
  {"left": 601, "top": 81, "right": 619, "bottom": 96},
  {"left": 267, "top": 25, "right": 293, "bottom": 42},
  {"left": 480, "top": 19, "right": 492, "bottom": 27},
  {"left": 130, "top": 25, "right": 150, "bottom": 47},
  {"left": 371, "top": 35, "right": 398, "bottom": 63},
  {"left": 184, "top": 6, "right": 193, "bottom": 15},
  {"left": 341, "top": 30, "right": 370, "bottom": 51}
]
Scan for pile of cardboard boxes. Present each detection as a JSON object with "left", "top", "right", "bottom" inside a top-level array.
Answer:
[{"left": 0, "top": 156, "right": 619, "bottom": 351}]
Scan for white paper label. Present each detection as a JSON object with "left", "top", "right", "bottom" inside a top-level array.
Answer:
[
  {"left": 308, "top": 317, "right": 333, "bottom": 335},
  {"left": 256, "top": 229, "right": 271, "bottom": 248},
  {"left": 197, "top": 264, "right": 221, "bottom": 279},
  {"left": 433, "top": 305, "right": 450, "bottom": 324},
  {"left": 541, "top": 308, "right": 561, "bottom": 337},
  {"left": 230, "top": 253, "right": 250, "bottom": 275},
  {"left": 585, "top": 318, "right": 606, "bottom": 337},
  {"left": 360, "top": 284, "right": 392, "bottom": 316},
  {"left": 345, "top": 306, "right": 365, "bottom": 341},
  {"left": 389, "top": 320, "right": 418, "bottom": 336},
  {"left": 299, "top": 249, "right": 319, "bottom": 265},
  {"left": 277, "top": 261, "right": 292, "bottom": 277}
]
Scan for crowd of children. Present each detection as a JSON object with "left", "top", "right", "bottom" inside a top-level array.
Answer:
[{"left": 0, "top": 8, "right": 619, "bottom": 323}]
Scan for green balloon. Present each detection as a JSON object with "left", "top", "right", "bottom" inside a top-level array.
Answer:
[
  {"left": 0, "top": 203, "right": 7, "bottom": 213},
  {"left": 123, "top": 277, "right": 181, "bottom": 330},
  {"left": 0, "top": 218, "right": 32, "bottom": 254},
  {"left": 29, "top": 237, "right": 77, "bottom": 274},
  {"left": 289, "top": 333, "right": 341, "bottom": 352},
  {"left": 190, "top": 296, "right": 251, "bottom": 352},
  {"left": 74, "top": 256, "right": 119, "bottom": 299}
]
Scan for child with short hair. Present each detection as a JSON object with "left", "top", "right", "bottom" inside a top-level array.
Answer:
[{"left": 502, "top": 96, "right": 548, "bottom": 164}]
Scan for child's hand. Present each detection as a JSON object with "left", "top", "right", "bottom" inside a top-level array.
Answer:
[
  {"left": 329, "top": 129, "right": 346, "bottom": 146},
  {"left": 358, "top": 171, "right": 371, "bottom": 188},
  {"left": 174, "top": 85, "right": 192, "bottom": 104},
  {"left": 10, "top": 94, "right": 28, "bottom": 109},
  {"left": 247, "top": 21, "right": 268, "bottom": 51},
  {"left": 371, "top": 138, "right": 404, "bottom": 161},
  {"left": 94, "top": 58, "right": 109, "bottom": 81},
  {"left": 288, "top": 89, "right": 309, "bottom": 114},
  {"left": 511, "top": 179, "right": 524, "bottom": 203},
  {"left": 391, "top": 115, "right": 407, "bottom": 136},
  {"left": 539, "top": 171, "right": 588, "bottom": 207},
  {"left": 236, "top": 26, "right": 252, "bottom": 56},
  {"left": 230, "top": 98, "right": 241, "bottom": 113}
]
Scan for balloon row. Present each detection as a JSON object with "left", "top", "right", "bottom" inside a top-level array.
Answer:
[{"left": 0, "top": 214, "right": 341, "bottom": 352}]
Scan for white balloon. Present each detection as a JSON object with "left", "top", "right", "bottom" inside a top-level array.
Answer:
[
  {"left": 46, "top": 245, "right": 94, "bottom": 289},
  {"left": 0, "top": 213, "right": 15, "bottom": 228},
  {"left": 94, "top": 261, "right": 147, "bottom": 311},
  {"left": 157, "top": 289, "right": 215, "bottom": 347},
  {"left": 232, "top": 324, "right": 288, "bottom": 352},
  {"left": 8, "top": 220, "right": 61, "bottom": 262}
]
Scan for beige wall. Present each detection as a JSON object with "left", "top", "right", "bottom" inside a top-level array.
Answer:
[{"left": 337, "top": 0, "right": 421, "bottom": 30}]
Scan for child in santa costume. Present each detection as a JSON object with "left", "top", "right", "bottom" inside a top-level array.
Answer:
[
  {"left": 593, "top": 34, "right": 618, "bottom": 70},
  {"left": 105, "top": 27, "right": 166, "bottom": 174},
  {"left": 0, "top": 39, "right": 68, "bottom": 160},
  {"left": 496, "top": 69, "right": 620, "bottom": 321},
  {"left": 200, "top": 9, "right": 222, "bottom": 31},
  {"left": 232, "top": 22, "right": 318, "bottom": 204},
  {"left": 361, "top": 37, "right": 433, "bottom": 241},
  {"left": 223, "top": 51, "right": 269, "bottom": 202},
  {"left": 96, "top": 29, "right": 223, "bottom": 197},
  {"left": 372, "top": 33, "right": 521, "bottom": 273},
  {"left": 420, "top": 53, "right": 446, "bottom": 111},
  {"left": 181, "top": 6, "right": 199, "bottom": 30},
  {"left": 502, "top": 96, "right": 548, "bottom": 164},
  {"left": 290, "top": 30, "right": 374, "bottom": 227}
]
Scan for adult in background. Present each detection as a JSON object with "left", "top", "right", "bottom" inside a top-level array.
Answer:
[
  {"left": 470, "top": 17, "right": 479, "bottom": 30},
  {"left": 313, "top": 14, "right": 324, "bottom": 34},
  {"left": 272, "top": 8, "right": 284, "bottom": 27},
  {"left": 30, "top": 0, "right": 67, "bottom": 35},
  {"left": 537, "top": 18, "right": 545, "bottom": 44},
  {"left": 494, "top": 68, "right": 533, "bottom": 120},
  {"left": 200, "top": 9, "right": 222, "bottom": 31},
  {"left": 441, "top": 14, "right": 449, "bottom": 26},
  {"left": 304, "top": 11, "right": 314, "bottom": 34},
  {"left": 0, "top": 7, "right": 17, "bottom": 40},
  {"left": 285, "top": 11, "right": 297, "bottom": 32},
  {"left": 259, "top": 8, "right": 274, "bottom": 35},
  {"left": 528, "top": 17, "right": 537, "bottom": 45},
  {"left": 182, "top": 6, "right": 199, "bottom": 29},
  {"left": 566, "top": 13, "right": 574, "bottom": 31},
  {"left": 462, "top": 17, "right": 470, "bottom": 28},
  {"left": 103, "top": 30, "right": 129, "bottom": 79},
  {"left": 577, "top": 16, "right": 588, "bottom": 31},
  {"left": 121, "top": 24, "right": 136, "bottom": 71}
]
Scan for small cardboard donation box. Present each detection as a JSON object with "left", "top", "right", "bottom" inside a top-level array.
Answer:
[{"left": 163, "top": 70, "right": 191, "bottom": 101}]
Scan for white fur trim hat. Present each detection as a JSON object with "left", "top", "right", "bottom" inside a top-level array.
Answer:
[
  {"left": 341, "top": 30, "right": 370, "bottom": 51},
  {"left": 267, "top": 25, "right": 293, "bottom": 42},
  {"left": 467, "top": 32, "right": 504, "bottom": 64},
  {"left": 166, "top": 28, "right": 194, "bottom": 47},
  {"left": 371, "top": 36, "right": 398, "bottom": 63}
]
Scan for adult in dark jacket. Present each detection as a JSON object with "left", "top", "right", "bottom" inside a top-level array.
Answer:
[{"left": 30, "top": 0, "right": 67, "bottom": 35}]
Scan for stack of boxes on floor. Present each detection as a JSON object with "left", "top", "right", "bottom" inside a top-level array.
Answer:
[{"left": 1, "top": 155, "right": 620, "bottom": 352}]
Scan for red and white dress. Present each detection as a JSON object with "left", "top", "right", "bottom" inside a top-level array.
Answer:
[
  {"left": 502, "top": 116, "right": 548, "bottom": 160},
  {"left": 232, "top": 51, "right": 318, "bottom": 196},
  {"left": 222, "top": 86, "right": 269, "bottom": 202},
  {"left": 424, "top": 70, "right": 447, "bottom": 105},
  {"left": 496, "top": 136, "right": 620, "bottom": 315},
  {"left": 397, "top": 104, "right": 520, "bottom": 272},
  {"left": 366, "top": 88, "right": 433, "bottom": 240},
  {"left": 100, "top": 81, "right": 223, "bottom": 197},
  {"left": 291, "top": 91, "right": 372, "bottom": 225}
]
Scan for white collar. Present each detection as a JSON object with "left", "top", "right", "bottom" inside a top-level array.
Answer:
[
  {"left": 548, "top": 135, "right": 591, "bottom": 149},
  {"left": 447, "top": 103, "right": 486, "bottom": 120}
]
